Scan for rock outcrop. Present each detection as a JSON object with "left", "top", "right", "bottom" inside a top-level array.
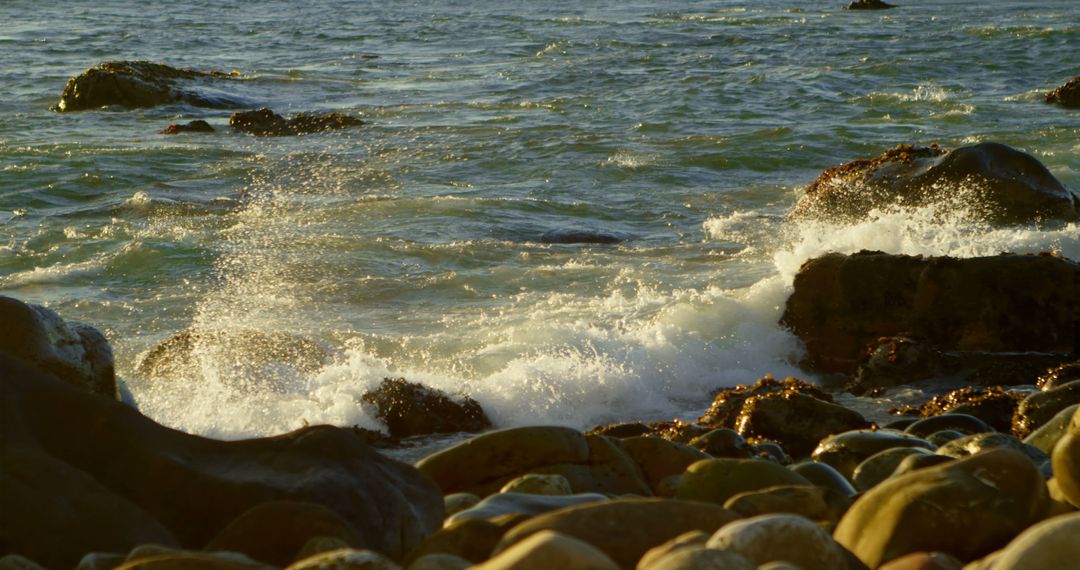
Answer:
[
  {"left": 1045, "top": 76, "right": 1080, "bottom": 108},
  {"left": 361, "top": 377, "right": 491, "bottom": 438},
  {"left": 54, "top": 61, "right": 244, "bottom": 112}
]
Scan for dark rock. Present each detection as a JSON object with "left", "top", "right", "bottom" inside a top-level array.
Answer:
[
  {"left": 698, "top": 375, "right": 832, "bottom": 428},
  {"left": 890, "top": 387, "right": 1025, "bottom": 434},
  {"left": 851, "top": 447, "right": 936, "bottom": 492},
  {"left": 361, "top": 377, "right": 491, "bottom": 438},
  {"left": 888, "top": 453, "right": 955, "bottom": 480},
  {"left": 586, "top": 422, "right": 655, "bottom": 439},
  {"left": 1045, "top": 76, "right": 1080, "bottom": 108},
  {"left": 1013, "top": 380, "right": 1080, "bottom": 438},
  {"left": 789, "top": 461, "right": 857, "bottom": 496},
  {"left": 1037, "top": 359, "right": 1080, "bottom": 390},
  {"left": 674, "top": 458, "right": 813, "bottom": 505},
  {"left": 620, "top": 436, "right": 710, "bottom": 495},
  {"left": 403, "top": 518, "right": 506, "bottom": 565},
  {"left": 54, "top": 61, "right": 243, "bottom": 112},
  {"left": 446, "top": 492, "right": 608, "bottom": 527},
  {"left": 723, "top": 485, "right": 852, "bottom": 526},
  {"left": 847, "top": 0, "right": 895, "bottom": 9},
  {"left": 645, "top": 420, "right": 713, "bottom": 444},
  {"left": 0, "top": 354, "right": 443, "bottom": 568},
  {"left": 0, "top": 295, "right": 117, "bottom": 399},
  {"left": 1023, "top": 403, "right": 1080, "bottom": 455},
  {"left": 812, "top": 430, "right": 936, "bottom": 480},
  {"left": 161, "top": 120, "right": 215, "bottom": 134},
  {"left": 878, "top": 552, "right": 963, "bottom": 570},
  {"left": 204, "top": 501, "right": 364, "bottom": 567},
  {"left": 851, "top": 337, "right": 942, "bottom": 394},
  {"left": 539, "top": 230, "right": 622, "bottom": 245},
  {"left": 925, "top": 430, "right": 966, "bottom": 446},
  {"left": 520, "top": 435, "right": 653, "bottom": 497},
  {"left": 688, "top": 428, "right": 754, "bottom": 458},
  {"left": 793, "top": 142, "right": 1078, "bottom": 223},
  {"left": 735, "top": 391, "right": 871, "bottom": 458},
  {"left": 904, "top": 414, "right": 993, "bottom": 438},
  {"left": 229, "top": 108, "right": 362, "bottom": 136},
  {"left": 936, "top": 433, "right": 1049, "bottom": 469},
  {"left": 751, "top": 441, "right": 792, "bottom": 465},
  {"left": 781, "top": 251, "right": 1080, "bottom": 376}
]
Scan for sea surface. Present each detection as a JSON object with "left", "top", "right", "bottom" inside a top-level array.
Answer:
[{"left": 1, "top": 0, "right": 1078, "bottom": 441}]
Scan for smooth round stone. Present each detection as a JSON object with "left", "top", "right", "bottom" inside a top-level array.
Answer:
[
  {"left": 285, "top": 549, "right": 400, "bottom": 570},
  {"left": 499, "top": 474, "right": 573, "bottom": 496},
  {"left": 1014, "top": 380, "right": 1080, "bottom": 437},
  {"left": 688, "top": 429, "right": 753, "bottom": 459},
  {"left": 1051, "top": 408, "right": 1080, "bottom": 507},
  {"left": 446, "top": 492, "right": 607, "bottom": 526},
  {"left": 883, "top": 418, "right": 919, "bottom": 431},
  {"left": 444, "top": 493, "right": 481, "bottom": 517},
  {"left": 812, "top": 430, "right": 936, "bottom": 481},
  {"left": 76, "top": 553, "right": 128, "bottom": 570},
  {"left": 937, "top": 433, "right": 1049, "bottom": 468},
  {"left": 888, "top": 454, "right": 955, "bottom": 479},
  {"left": 638, "top": 547, "right": 755, "bottom": 570},
  {"left": 475, "top": 530, "right": 618, "bottom": 570},
  {"left": 405, "top": 554, "right": 471, "bottom": 570},
  {"left": 674, "top": 458, "right": 812, "bottom": 505},
  {"left": 904, "top": 414, "right": 993, "bottom": 438},
  {"left": 0, "top": 555, "right": 48, "bottom": 570},
  {"left": 706, "top": 513, "right": 845, "bottom": 570},
  {"left": 621, "top": 436, "right": 710, "bottom": 494},
  {"left": 789, "top": 461, "right": 857, "bottom": 496},
  {"left": 990, "top": 512, "right": 1080, "bottom": 569},
  {"left": 722, "top": 485, "right": 851, "bottom": 526},
  {"left": 925, "top": 430, "right": 965, "bottom": 447},
  {"left": 1024, "top": 403, "right": 1080, "bottom": 455},
  {"left": 752, "top": 441, "right": 791, "bottom": 465},
  {"left": 852, "top": 447, "right": 936, "bottom": 492},
  {"left": 877, "top": 551, "right": 962, "bottom": 570},
  {"left": 636, "top": 531, "right": 710, "bottom": 569}
]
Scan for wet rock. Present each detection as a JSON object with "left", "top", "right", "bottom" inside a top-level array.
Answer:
[
  {"left": 499, "top": 473, "right": 573, "bottom": 495},
  {"left": 297, "top": 537, "right": 354, "bottom": 560},
  {"left": 406, "top": 554, "right": 471, "bottom": 570},
  {"left": 891, "top": 387, "right": 1024, "bottom": 434},
  {"left": 847, "top": 0, "right": 895, "bottom": 9},
  {"left": 204, "top": 501, "right": 364, "bottom": 566},
  {"left": 904, "top": 414, "right": 993, "bottom": 438},
  {"left": 812, "top": 430, "right": 936, "bottom": 480},
  {"left": 708, "top": 514, "right": 847, "bottom": 570},
  {"left": 0, "top": 354, "right": 442, "bottom": 568},
  {"left": 1051, "top": 407, "right": 1080, "bottom": 507},
  {"left": 620, "top": 436, "right": 710, "bottom": 495},
  {"left": 852, "top": 447, "right": 937, "bottom": 492},
  {"left": 54, "top": 61, "right": 245, "bottom": 112},
  {"left": 852, "top": 337, "right": 943, "bottom": 394},
  {"left": 76, "top": 553, "right": 129, "bottom": 570},
  {"left": 539, "top": 229, "right": 623, "bottom": 245},
  {"left": 1045, "top": 76, "right": 1080, "bottom": 108},
  {"left": 984, "top": 511, "right": 1080, "bottom": 569},
  {"left": 1037, "top": 359, "right": 1080, "bottom": 390},
  {"left": 793, "top": 142, "right": 1079, "bottom": 224},
  {"left": 445, "top": 492, "right": 607, "bottom": 526},
  {"left": 751, "top": 441, "right": 792, "bottom": 465},
  {"left": 402, "top": 518, "right": 505, "bottom": 566},
  {"left": 587, "top": 422, "right": 655, "bottom": 439},
  {"left": 637, "top": 546, "right": 754, "bottom": 570},
  {"left": 230, "top": 108, "right": 363, "bottom": 136},
  {"left": 781, "top": 251, "right": 1080, "bottom": 375},
  {"left": 735, "top": 391, "right": 871, "bottom": 458},
  {"left": 834, "top": 448, "right": 1048, "bottom": 567},
  {"left": 525, "top": 435, "right": 653, "bottom": 497},
  {"left": 415, "top": 426, "right": 590, "bottom": 494},
  {"left": 723, "top": 485, "right": 852, "bottom": 526},
  {"left": 477, "top": 530, "right": 619, "bottom": 570},
  {"left": 673, "top": 458, "right": 813, "bottom": 505},
  {"left": 789, "top": 461, "right": 858, "bottom": 496},
  {"left": 161, "top": 120, "right": 215, "bottom": 134},
  {"left": 937, "top": 433, "right": 1049, "bottom": 470},
  {"left": 687, "top": 428, "right": 754, "bottom": 458},
  {"left": 361, "top": 377, "right": 491, "bottom": 438},
  {"left": 495, "top": 498, "right": 740, "bottom": 570},
  {"left": 1013, "top": 380, "right": 1080, "bottom": 438},
  {"left": 888, "top": 454, "right": 955, "bottom": 479},
  {"left": 925, "top": 430, "right": 965, "bottom": 446},
  {"left": 285, "top": 549, "right": 400, "bottom": 570},
  {"left": 635, "top": 531, "right": 709, "bottom": 569},
  {"left": 0, "top": 295, "right": 117, "bottom": 399},
  {"left": 698, "top": 375, "right": 832, "bottom": 428},
  {"left": 877, "top": 552, "right": 962, "bottom": 570},
  {"left": 1023, "top": 403, "right": 1079, "bottom": 455}
]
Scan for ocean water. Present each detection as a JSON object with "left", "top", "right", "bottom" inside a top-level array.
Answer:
[{"left": 1, "top": 0, "right": 1078, "bottom": 440}]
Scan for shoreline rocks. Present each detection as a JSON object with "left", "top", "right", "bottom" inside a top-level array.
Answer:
[
  {"left": 53, "top": 61, "right": 245, "bottom": 112},
  {"left": 1045, "top": 76, "right": 1080, "bottom": 108},
  {"left": 229, "top": 108, "right": 363, "bottom": 136}
]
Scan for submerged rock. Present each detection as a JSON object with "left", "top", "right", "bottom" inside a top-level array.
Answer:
[
  {"left": 361, "top": 377, "right": 491, "bottom": 438},
  {"left": 161, "top": 119, "right": 215, "bottom": 134},
  {"left": 54, "top": 61, "right": 244, "bottom": 112},
  {"left": 1045, "top": 76, "right": 1080, "bottom": 108},
  {"left": 538, "top": 229, "right": 623, "bottom": 245},
  {"left": 793, "top": 142, "right": 1078, "bottom": 224},
  {"left": 847, "top": 0, "right": 895, "bottom": 9},
  {"left": 230, "top": 108, "right": 363, "bottom": 136}
]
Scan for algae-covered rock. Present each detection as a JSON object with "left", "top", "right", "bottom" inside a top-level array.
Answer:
[
  {"left": 1045, "top": 76, "right": 1080, "bottom": 108},
  {"left": 230, "top": 108, "right": 363, "bottom": 136},
  {"left": 361, "top": 377, "right": 491, "bottom": 438},
  {"left": 735, "top": 391, "right": 871, "bottom": 458},
  {"left": 54, "top": 61, "right": 244, "bottom": 112},
  {"left": 1013, "top": 381, "right": 1080, "bottom": 438},
  {"left": 687, "top": 429, "right": 754, "bottom": 459},
  {"left": 834, "top": 449, "right": 1049, "bottom": 567},
  {"left": 698, "top": 376, "right": 832, "bottom": 428},
  {"left": 891, "top": 387, "right": 1024, "bottom": 434},
  {"left": 1036, "top": 360, "right": 1080, "bottom": 390},
  {"left": 707, "top": 514, "right": 846, "bottom": 570},
  {"left": 674, "top": 458, "right": 812, "bottom": 505},
  {"left": 812, "top": 430, "right": 936, "bottom": 480}
]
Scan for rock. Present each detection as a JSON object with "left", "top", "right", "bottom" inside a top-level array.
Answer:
[
  {"left": 781, "top": 252, "right": 1080, "bottom": 375},
  {"left": 1023, "top": 403, "right": 1080, "bottom": 455},
  {"left": 890, "top": 387, "right": 1024, "bottom": 434},
  {"left": 204, "top": 501, "right": 365, "bottom": 566},
  {"left": 793, "top": 142, "right": 1078, "bottom": 224},
  {"left": 0, "top": 555, "right": 48, "bottom": 570},
  {"left": 115, "top": 552, "right": 272, "bottom": 570},
  {"left": 878, "top": 552, "right": 962, "bottom": 570},
  {"left": 587, "top": 422, "right": 656, "bottom": 439},
  {"left": 0, "top": 353, "right": 442, "bottom": 568},
  {"left": 812, "top": 430, "right": 936, "bottom": 480},
  {"left": 751, "top": 441, "right": 792, "bottom": 465},
  {"left": 0, "top": 295, "right": 117, "bottom": 399},
  {"left": 620, "top": 436, "right": 710, "bottom": 495},
  {"left": 229, "top": 108, "right": 363, "bottom": 136},
  {"left": 699, "top": 375, "right": 832, "bottom": 428},
  {"left": 936, "top": 433, "right": 1049, "bottom": 470},
  {"left": 443, "top": 493, "right": 481, "bottom": 517},
  {"left": 161, "top": 120, "right": 215, "bottom": 134},
  {"left": 476, "top": 530, "right": 619, "bottom": 570},
  {"left": 853, "top": 337, "right": 943, "bottom": 394},
  {"left": 789, "top": 461, "right": 858, "bottom": 496},
  {"left": 925, "top": 430, "right": 965, "bottom": 446},
  {"left": 852, "top": 447, "right": 937, "bottom": 491},
  {"left": 636, "top": 531, "right": 710, "bottom": 569},
  {"left": 1037, "top": 359, "right": 1080, "bottom": 390},
  {"left": 539, "top": 229, "right": 623, "bottom": 245},
  {"left": 361, "top": 378, "right": 491, "bottom": 438},
  {"left": 888, "top": 454, "right": 955, "bottom": 479},
  {"left": 847, "top": 0, "right": 895, "bottom": 9},
  {"left": 980, "top": 511, "right": 1080, "bottom": 569},
  {"left": 526, "top": 435, "right": 652, "bottom": 496},
  {"left": 54, "top": 61, "right": 244, "bottom": 112},
  {"left": 1052, "top": 408, "right": 1080, "bottom": 507},
  {"left": 297, "top": 537, "right": 354, "bottom": 560},
  {"left": 445, "top": 492, "right": 608, "bottom": 526},
  {"left": 498, "top": 473, "right": 573, "bottom": 495},
  {"left": 674, "top": 458, "right": 813, "bottom": 505},
  {"left": 735, "top": 391, "right": 871, "bottom": 458},
  {"left": 415, "top": 426, "right": 590, "bottom": 494},
  {"left": 905, "top": 414, "right": 993, "bottom": 438},
  {"left": 406, "top": 554, "right": 471, "bottom": 570},
  {"left": 76, "top": 553, "right": 129, "bottom": 570},
  {"left": 723, "top": 485, "right": 852, "bottom": 526},
  {"left": 646, "top": 420, "right": 714, "bottom": 444},
  {"left": 834, "top": 448, "right": 1048, "bottom": 567},
  {"left": 707, "top": 514, "right": 846, "bottom": 570},
  {"left": 1045, "top": 76, "right": 1080, "bottom": 108},
  {"left": 402, "top": 518, "right": 505, "bottom": 566},
  {"left": 1013, "top": 381, "right": 1080, "bottom": 438},
  {"left": 637, "top": 547, "right": 754, "bottom": 570},
  {"left": 496, "top": 498, "right": 740, "bottom": 569},
  {"left": 687, "top": 429, "right": 754, "bottom": 458},
  {"left": 285, "top": 549, "right": 400, "bottom": 570}
]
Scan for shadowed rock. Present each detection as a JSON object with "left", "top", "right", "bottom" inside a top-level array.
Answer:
[
  {"left": 539, "top": 229, "right": 623, "bottom": 245},
  {"left": 1045, "top": 76, "right": 1080, "bottom": 108},
  {"left": 54, "top": 61, "right": 245, "bottom": 112},
  {"left": 229, "top": 108, "right": 362, "bottom": 136},
  {"left": 161, "top": 120, "right": 215, "bottom": 134},
  {"left": 360, "top": 377, "right": 491, "bottom": 438},
  {"left": 847, "top": 0, "right": 895, "bottom": 9}
]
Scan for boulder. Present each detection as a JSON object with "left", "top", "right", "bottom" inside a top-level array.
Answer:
[
  {"left": 1023, "top": 403, "right": 1080, "bottom": 455},
  {"left": 361, "top": 377, "right": 491, "bottom": 438},
  {"left": 1013, "top": 380, "right": 1080, "bottom": 438},
  {"left": 229, "top": 108, "right": 363, "bottom": 136},
  {"left": 698, "top": 376, "right": 832, "bottom": 428},
  {"left": 115, "top": 551, "right": 272, "bottom": 570},
  {"left": 734, "top": 391, "right": 871, "bottom": 458},
  {"left": 402, "top": 518, "right": 505, "bottom": 566},
  {"left": 620, "top": 436, "right": 709, "bottom": 495},
  {"left": 792, "top": 142, "right": 1078, "bottom": 223},
  {"left": 847, "top": 0, "right": 895, "bottom": 8},
  {"left": 781, "top": 251, "right": 1080, "bottom": 375},
  {"left": 54, "top": 61, "right": 244, "bottom": 112},
  {"left": 687, "top": 429, "right": 754, "bottom": 459},
  {"left": 161, "top": 120, "right": 215, "bottom": 134},
  {"left": 476, "top": 531, "right": 619, "bottom": 570},
  {"left": 723, "top": 485, "right": 851, "bottom": 526},
  {"left": 406, "top": 554, "right": 471, "bottom": 570},
  {"left": 890, "top": 387, "right": 1024, "bottom": 434},
  {"left": 1051, "top": 408, "right": 1080, "bottom": 507},
  {"left": 586, "top": 422, "right": 656, "bottom": 439},
  {"left": 789, "top": 461, "right": 857, "bottom": 496},
  {"left": 674, "top": 458, "right": 813, "bottom": 505},
  {"left": 1037, "top": 359, "right": 1080, "bottom": 390},
  {"left": 523, "top": 435, "right": 653, "bottom": 496},
  {"left": 877, "top": 552, "right": 962, "bottom": 570},
  {"left": 707, "top": 514, "right": 846, "bottom": 570},
  {"left": 0, "top": 295, "right": 117, "bottom": 399},
  {"left": 904, "top": 414, "right": 992, "bottom": 439},
  {"left": 888, "top": 454, "right": 955, "bottom": 480},
  {"left": 0, "top": 354, "right": 443, "bottom": 568},
  {"left": 936, "top": 433, "right": 1049, "bottom": 469},
  {"left": 636, "top": 531, "right": 710, "bottom": 569},
  {"left": 812, "top": 430, "right": 936, "bottom": 480},
  {"left": 443, "top": 493, "right": 481, "bottom": 517},
  {"left": 852, "top": 336, "right": 942, "bottom": 393},
  {"left": 499, "top": 473, "right": 573, "bottom": 495},
  {"left": 1045, "top": 76, "right": 1080, "bottom": 108},
  {"left": 285, "top": 549, "right": 400, "bottom": 570},
  {"left": 445, "top": 492, "right": 607, "bottom": 526},
  {"left": 637, "top": 546, "right": 754, "bottom": 570},
  {"left": 496, "top": 499, "right": 740, "bottom": 569},
  {"left": 925, "top": 430, "right": 965, "bottom": 446},
  {"left": 204, "top": 501, "right": 365, "bottom": 566},
  {"left": 983, "top": 512, "right": 1080, "bottom": 569},
  {"left": 851, "top": 447, "right": 937, "bottom": 491},
  {"left": 834, "top": 449, "right": 1049, "bottom": 567}
]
